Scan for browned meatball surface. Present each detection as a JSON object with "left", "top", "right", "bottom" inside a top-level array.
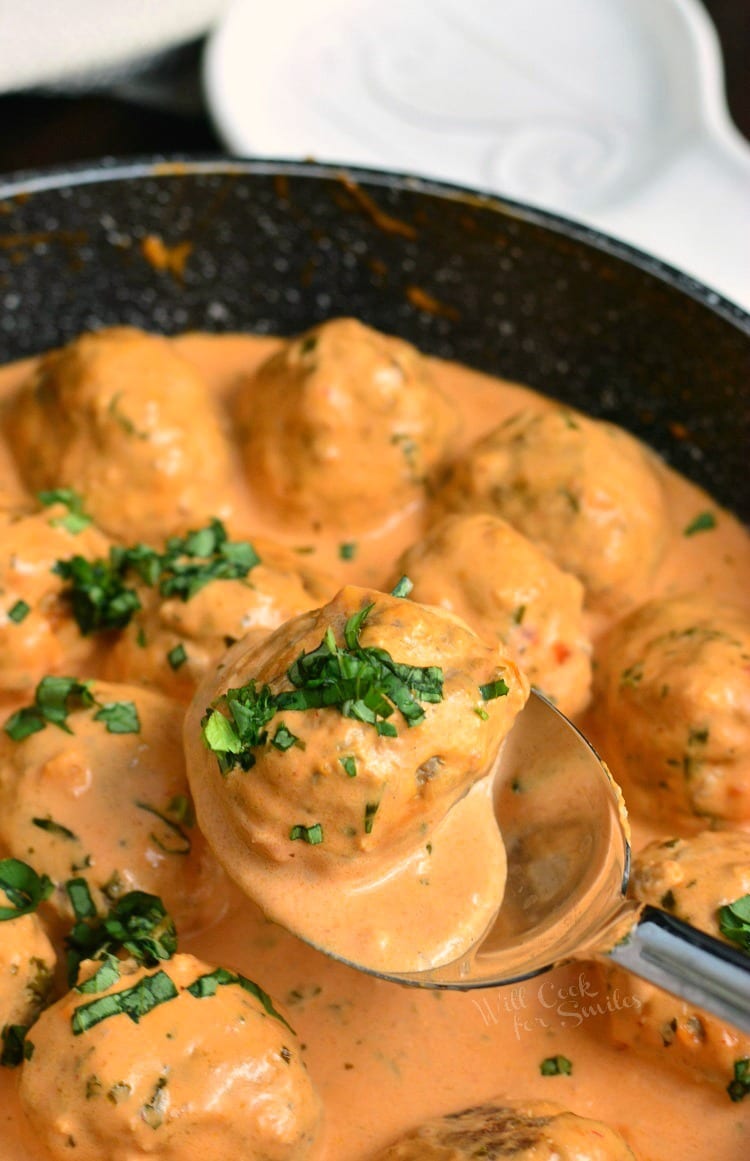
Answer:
[{"left": 371, "top": 1099, "right": 636, "bottom": 1160}]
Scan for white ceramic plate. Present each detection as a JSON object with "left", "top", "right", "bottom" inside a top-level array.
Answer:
[
  {"left": 0, "top": 0, "right": 229, "bottom": 92},
  {"left": 205, "top": 0, "right": 750, "bottom": 309}
]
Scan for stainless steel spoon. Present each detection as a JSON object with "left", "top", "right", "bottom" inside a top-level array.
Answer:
[{"left": 359, "top": 693, "right": 750, "bottom": 1032}]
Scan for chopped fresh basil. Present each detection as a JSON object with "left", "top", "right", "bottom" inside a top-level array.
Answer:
[
  {"left": 158, "top": 519, "right": 260, "bottom": 601},
  {"left": 479, "top": 678, "right": 510, "bottom": 702},
  {"left": 364, "top": 802, "right": 379, "bottom": 835},
  {"left": 71, "top": 969, "right": 178, "bottom": 1035},
  {"left": 65, "top": 889, "right": 177, "bottom": 987},
  {"left": 54, "top": 554, "right": 142, "bottom": 634},
  {"left": 540, "top": 1054, "right": 573, "bottom": 1076},
  {"left": 187, "top": 966, "right": 294, "bottom": 1032},
  {"left": 136, "top": 627, "right": 148, "bottom": 648},
  {"left": 7, "top": 599, "right": 30, "bottom": 624},
  {"left": 66, "top": 878, "right": 97, "bottom": 921},
  {"left": 340, "top": 756, "right": 357, "bottom": 778},
  {"left": 167, "top": 643, "right": 188, "bottom": 670},
  {"left": 683, "top": 511, "right": 717, "bottom": 537},
  {"left": 32, "top": 816, "right": 78, "bottom": 841},
  {"left": 0, "top": 858, "right": 53, "bottom": 921},
  {"left": 727, "top": 1057, "right": 750, "bottom": 1102},
  {"left": 338, "top": 542, "right": 357, "bottom": 561},
  {"left": 271, "top": 724, "right": 299, "bottom": 752},
  {"left": 136, "top": 802, "right": 192, "bottom": 855},
  {"left": 39, "top": 488, "right": 93, "bottom": 535},
  {"left": 5, "top": 679, "right": 139, "bottom": 741},
  {"left": 4, "top": 676, "right": 96, "bottom": 741},
  {"left": 718, "top": 894, "right": 750, "bottom": 953},
  {"left": 0, "top": 1024, "right": 34, "bottom": 1068},
  {"left": 76, "top": 956, "right": 122, "bottom": 996},
  {"left": 202, "top": 603, "right": 444, "bottom": 779},
  {"left": 93, "top": 701, "right": 140, "bottom": 735},
  {"left": 390, "top": 575, "right": 413, "bottom": 599},
  {"left": 289, "top": 823, "right": 324, "bottom": 845}
]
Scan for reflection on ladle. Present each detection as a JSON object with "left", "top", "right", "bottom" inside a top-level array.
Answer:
[{"left": 342, "top": 693, "right": 750, "bottom": 1033}]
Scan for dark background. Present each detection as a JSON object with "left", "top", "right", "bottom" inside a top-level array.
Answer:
[{"left": 0, "top": 0, "right": 747, "bottom": 173}]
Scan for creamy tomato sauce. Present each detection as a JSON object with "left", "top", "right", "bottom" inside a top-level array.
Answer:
[{"left": 0, "top": 331, "right": 748, "bottom": 1161}]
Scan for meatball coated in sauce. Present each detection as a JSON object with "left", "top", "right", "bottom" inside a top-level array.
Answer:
[
  {"left": 601, "top": 831, "right": 750, "bottom": 1089},
  {"left": 0, "top": 907, "right": 55, "bottom": 1032},
  {"left": 436, "top": 407, "right": 670, "bottom": 615},
  {"left": 590, "top": 595, "right": 750, "bottom": 824},
  {"left": 372, "top": 1099, "right": 636, "bottom": 1160},
  {"left": 3, "top": 328, "right": 239, "bottom": 543},
  {"left": 189, "top": 584, "right": 527, "bottom": 866},
  {"left": 18, "top": 952, "right": 322, "bottom": 1161},
  {"left": 102, "top": 534, "right": 335, "bottom": 702},
  {"left": 186, "top": 585, "right": 528, "bottom": 970},
  {"left": 0, "top": 506, "right": 111, "bottom": 699},
  {"left": 0, "top": 682, "right": 225, "bottom": 936},
  {"left": 233, "top": 318, "right": 458, "bottom": 531},
  {"left": 396, "top": 513, "right": 592, "bottom": 717}
]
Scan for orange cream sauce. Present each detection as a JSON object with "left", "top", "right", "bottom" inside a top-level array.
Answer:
[{"left": 0, "top": 333, "right": 748, "bottom": 1161}]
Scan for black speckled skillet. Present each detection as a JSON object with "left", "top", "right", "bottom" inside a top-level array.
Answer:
[{"left": 0, "top": 158, "right": 747, "bottom": 517}]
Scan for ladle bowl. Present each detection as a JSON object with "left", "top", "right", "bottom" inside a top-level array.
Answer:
[{"left": 357, "top": 694, "right": 750, "bottom": 1033}]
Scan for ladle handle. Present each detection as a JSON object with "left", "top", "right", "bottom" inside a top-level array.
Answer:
[{"left": 606, "top": 905, "right": 750, "bottom": 1032}]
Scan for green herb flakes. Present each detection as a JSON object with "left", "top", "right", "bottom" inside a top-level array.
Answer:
[
  {"left": 187, "top": 966, "right": 294, "bottom": 1032},
  {"left": 72, "top": 969, "right": 178, "bottom": 1035},
  {"left": 727, "top": 1057, "right": 750, "bottom": 1102},
  {"left": 390, "top": 575, "right": 413, "bottom": 599},
  {"left": 338, "top": 542, "right": 357, "bottom": 561},
  {"left": 136, "top": 802, "right": 192, "bottom": 856},
  {"left": 66, "top": 890, "right": 177, "bottom": 988},
  {"left": 718, "top": 894, "right": 750, "bottom": 953},
  {"left": 271, "top": 724, "right": 300, "bottom": 752},
  {"left": 290, "top": 823, "right": 324, "bottom": 845},
  {"left": 683, "top": 511, "right": 717, "bottom": 537},
  {"left": 479, "top": 678, "right": 509, "bottom": 702},
  {"left": 340, "top": 756, "right": 357, "bottom": 778},
  {"left": 38, "top": 488, "right": 93, "bottom": 535},
  {"left": 93, "top": 701, "right": 140, "bottom": 735},
  {"left": 0, "top": 858, "right": 53, "bottom": 921},
  {"left": 201, "top": 602, "right": 444, "bottom": 777},
  {"left": 167, "top": 643, "right": 188, "bottom": 670},
  {"left": 4, "top": 676, "right": 96, "bottom": 740},
  {"left": 1, "top": 1024, "right": 34, "bottom": 1067},
  {"left": 364, "top": 802, "right": 379, "bottom": 835},
  {"left": 540, "top": 1055, "right": 573, "bottom": 1076},
  {"left": 7, "top": 599, "right": 30, "bottom": 624}
]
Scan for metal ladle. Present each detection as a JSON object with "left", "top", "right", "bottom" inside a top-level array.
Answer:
[{"left": 359, "top": 693, "right": 750, "bottom": 1032}]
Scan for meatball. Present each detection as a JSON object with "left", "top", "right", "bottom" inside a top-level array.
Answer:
[
  {"left": 19, "top": 952, "right": 322, "bottom": 1161},
  {"left": 186, "top": 585, "right": 528, "bottom": 971},
  {"left": 601, "top": 831, "right": 750, "bottom": 1089},
  {"left": 590, "top": 595, "right": 750, "bottom": 824},
  {"left": 3, "top": 327, "right": 239, "bottom": 543},
  {"left": 233, "top": 318, "right": 457, "bottom": 531},
  {"left": 102, "top": 533, "right": 335, "bottom": 702},
  {"left": 436, "top": 407, "right": 670, "bottom": 614},
  {"left": 396, "top": 513, "right": 592, "bottom": 716},
  {"left": 371, "top": 1099, "right": 636, "bottom": 1160},
  {"left": 0, "top": 680, "right": 226, "bottom": 935},
  {"left": 0, "top": 873, "right": 55, "bottom": 1033},
  {"left": 0, "top": 505, "right": 111, "bottom": 699}
]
